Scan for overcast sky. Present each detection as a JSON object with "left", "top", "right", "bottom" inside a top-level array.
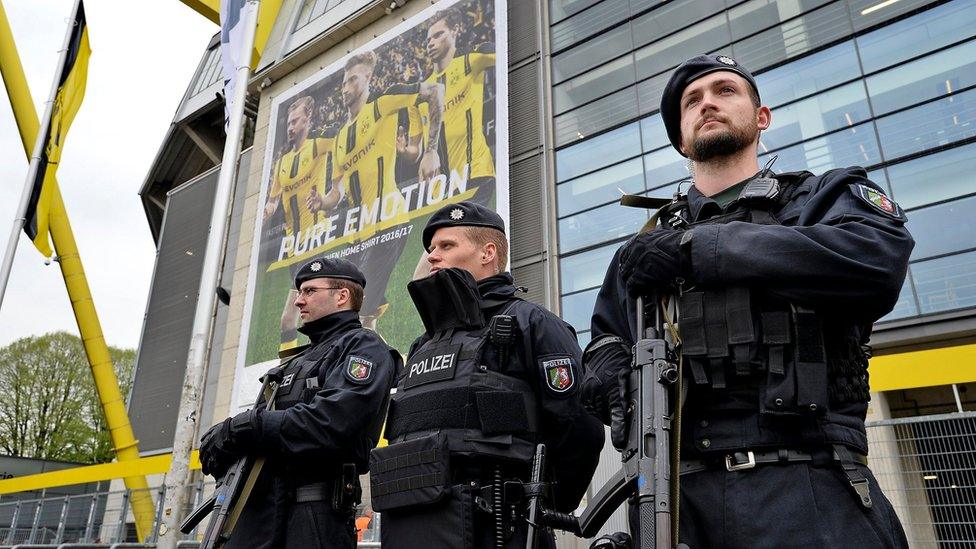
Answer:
[{"left": 0, "top": 1, "right": 217, "bottom": 349}]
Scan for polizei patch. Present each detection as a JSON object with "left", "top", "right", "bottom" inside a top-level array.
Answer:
[
  {"left": 541, "top": 357, "right": 575, "bottom": 394},
  {"left": 345, "top": 355, "right": 374, "bottom": 384},
  {"left": 851, "top": 183, "right": 904, "bottom": 220},
  {"left": 403, "top": 344, "right": 461, "bottom": 389}
]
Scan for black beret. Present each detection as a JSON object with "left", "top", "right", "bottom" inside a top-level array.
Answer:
[
  {"left": 660, "top": 54, "right": 760, "bottom": 156},
  {"left": 422, "top": 201, "right": 505, "bottom": 251},
  {"left": 294, "top": 257, "right": 366, "bottom": 289}
]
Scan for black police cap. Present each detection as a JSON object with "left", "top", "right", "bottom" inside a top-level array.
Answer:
[
  {"left": 422, "top": 201, "right": 505, "bottom": 251},
  {"left": 660, "top": 54, "right": 760, "bottom": 157},
  {"left": 294, "top": 257, "right": 366, "bottom": 290}
]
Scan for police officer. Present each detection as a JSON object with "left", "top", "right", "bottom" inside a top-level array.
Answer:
[
  {"left": 370, "top": 201, "right": 604, "bottom": 548},
  {"left": 582, "top": 54, "right": 913, "bottom": 547},
  {"left": 199, "top": 258, "right": 400, "bottom": 549}
]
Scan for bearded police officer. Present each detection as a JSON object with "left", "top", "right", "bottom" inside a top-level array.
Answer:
[
  {"left": 370, "top": 201, "right": 604, "bottom": 548},
  {"left": 198, "top": 258, "right": 399, "bottom": 549},
  {"left": 582, "top": 54, "right": 913, "bottom": 547}
]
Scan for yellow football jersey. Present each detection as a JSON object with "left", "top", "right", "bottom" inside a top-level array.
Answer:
[
  {"left": 269, "top": 136, "right": 334, "bottom": 243},
  {"left": 334, "top": 85, "right": 422, "bottom": 237},
  {"left": 424, "top": 49, "right": 495, "bottom": 180}
]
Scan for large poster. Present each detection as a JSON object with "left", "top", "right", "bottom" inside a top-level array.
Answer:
[{"left": 233, "top": 0, "right": 507, "bottom": 409}]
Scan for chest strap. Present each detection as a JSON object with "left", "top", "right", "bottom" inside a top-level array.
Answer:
[{"left": 387, "top": 386, "right": 538, "bottom": 440}]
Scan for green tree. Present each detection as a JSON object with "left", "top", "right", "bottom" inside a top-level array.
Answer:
[{"left": 0, "top": 332, "right": 135, "bottom": 463}]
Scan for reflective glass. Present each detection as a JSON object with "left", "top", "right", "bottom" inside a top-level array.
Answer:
[
  {"left": 728, "top": 0, "right": 833, "bottom": 41},
  {"left": 552, "top": 23, "right": 633, "bottom": 83},
  {"left": 732, "top": 2, "right": 851, "bottom": 71},
  {"left": 639, "top": 113, "right": 669, "bottom": 152},
  {"left": 556, "top": 122, "right": 642, "bottom": 181},
  {"left": 561, "top": 288, "right": 600, "bottom": 333},
  {"left": 553, "top": 54, "right": 636, "bottom": 114},
  {"left": 631, "top": 0, "right": 726, "bottom": 50},
  {"left": 577, "top": 330, "right": 592, "bottom": 349},
  {"left": 560, "top": 245, "right": 619, "bottom": 293},
  {"left": 875, "top": 88, "right": 976, "bottom": 161},
  {"left": 913, "top": 251, "right": 976, "bottom": 314},
  {"left": 856, "top": 0, "right": 976, "bottom": 74},
  {"left": 559, "top": 201, "right": 648, "bottom": 253},
  {"left": 905, "top": 195, "right": 976, "bottom": 262},
  {"left": 761, "top": 82, "right": 870, "bottom": 151},
  {"left": 643, "top": 146, "right": 688, "bottom": 188},
  {"left": 551, "top": 0, "right": 631, "bottom": 51},
  {"left": 550, "top": 0, "right": 603, "bottom": 23},
  {"left": 557, "top": 158, "right": 646, "bottom": 217},
  {"left": 865, "top": 169, "right": 889, "bottom": 195},
  {"left": 866, "top": 39, "right": 976, "bottom": 116},
  {"left": 755, "top": 42, "right": 860, "bottom": 108},
  {"left": 878, "top": 274, "right": 919, "bottom": 322},
  {"left": 887, "top": 142, "right": 976, "bottom": 210},
  {"left": 759, "top": 121, "right": 881, "bottom": 174},
  {"left": 634, "top": 14, "right": 729, "bottom": 80},
  {"left": 554, "top": 86, "right": 640, "bottom": 147},
  {"left": 635, "top": 70, "right": 673, "bottom": 116}
]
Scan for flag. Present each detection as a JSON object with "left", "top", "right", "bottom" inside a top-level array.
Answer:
[
  {"left": 24, "top": 0, "right": 90, "bottom": 257},
  {"left": 219, "top": 0, "right": 256, "bottom": 126},
  {"left": 181, "top": 0, "right": 281, "bottom": 67}
]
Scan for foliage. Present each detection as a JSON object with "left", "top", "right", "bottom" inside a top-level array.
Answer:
[{"left": 0, "top": 332, "right": 135, "bottom": 463}]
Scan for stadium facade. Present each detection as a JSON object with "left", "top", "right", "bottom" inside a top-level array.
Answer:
[{"left": 130, "top": 0, "right": 976, "bottom": 544}]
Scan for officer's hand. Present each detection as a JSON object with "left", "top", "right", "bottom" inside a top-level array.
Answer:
[
  {"left": 581, "top": 336, "right": 631, "bottom": 425},
  {"left": 199, "top": 418, "right": 236, "bottom": 478},
  {"left": 618, "top": 229, "right": 686, "bottom": 295}
]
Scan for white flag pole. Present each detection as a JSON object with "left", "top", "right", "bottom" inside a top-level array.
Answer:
[
  {"left": 156, "top": 1, "right": 259, "bottom": 546},
  {"left": 0, "top": 0, "right": 81, "bottom": 310}
]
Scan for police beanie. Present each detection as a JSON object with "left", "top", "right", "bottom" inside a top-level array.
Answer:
[
  {"left": 294, "top": 257, "right": 367, "bottom": 289},
  {"left": 660, "top": 54, "right": 760, "bottom": 157},
  {"left": 422, "top": 201, "right": 506, "bottom": 251}
]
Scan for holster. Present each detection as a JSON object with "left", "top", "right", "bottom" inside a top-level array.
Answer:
[{"left": 332, "top": 463, "right": 362, "bottom": 513}]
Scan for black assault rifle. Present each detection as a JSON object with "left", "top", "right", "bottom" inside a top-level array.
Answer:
[
  {"left": 180, "top": 367, "right": 284, "bottom": 547},
  {"left": 526, "top": 294, "right": 687, "bottom": 549}
]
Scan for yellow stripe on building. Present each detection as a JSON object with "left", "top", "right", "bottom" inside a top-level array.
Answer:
[
  {"left": 869, "top": 342, "right": 976, "bottom": 392},
  {"left": 0, "top": 452, "right": 201, "bottom": 495}
]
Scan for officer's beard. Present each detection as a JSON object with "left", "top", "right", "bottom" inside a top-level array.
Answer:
[{"left": 688, "top": 120, "right": 757, "bottom": 163}]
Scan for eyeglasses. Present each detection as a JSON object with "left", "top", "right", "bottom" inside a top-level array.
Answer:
[{"left": 296, "top": 286, "right": 344, "bottom": 298}]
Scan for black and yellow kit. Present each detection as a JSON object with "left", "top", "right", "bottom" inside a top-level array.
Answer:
[{"left": 269, "top": 136, "right": 335, "bottom": 244}]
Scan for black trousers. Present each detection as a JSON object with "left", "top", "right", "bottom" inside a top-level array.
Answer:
[
  {"left": 225, "top": 500, "right": 356, "bottom": 549},
  {"left": 629, "top": 461, "right": 908, "bottom": 548}
]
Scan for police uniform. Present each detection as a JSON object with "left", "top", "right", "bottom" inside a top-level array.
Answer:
[
  {"left": 370, "top": 202, "right": 604, "bottom": 548},
  {"left": 199, "top": 258, "right": 400, "bottom": 549},
  {"left": 583, "top": 55, "right": 913, "bottom": 547}
]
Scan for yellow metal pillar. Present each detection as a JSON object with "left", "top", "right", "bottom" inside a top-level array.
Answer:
[{"left": 0, "top": 1, "right": 155, "bottom": 541}]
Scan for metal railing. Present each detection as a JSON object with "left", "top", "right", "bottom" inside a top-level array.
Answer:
[{"left": 866, "top": 411, "right": 976, "bottom": 548}]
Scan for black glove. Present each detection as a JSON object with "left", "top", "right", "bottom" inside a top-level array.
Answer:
[
  {"left": 618, "top": 229, "right": 688, "bottom": 295},
  {"left": 199, "top": 409, "right": 263, "bottom": 478},
  {"left": 581, "top": 336, "right": 632, "bottom": 450}
]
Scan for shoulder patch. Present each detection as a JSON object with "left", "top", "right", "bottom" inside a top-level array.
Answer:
[
  {"left": 345, "top": 355, "right": 374, "bottom": 384},
  {"left": 850, "top": 183, "right": 905, "bottom": 220},
  {"left": 540, "top": 356, "right": 576, "bottom": 395}
]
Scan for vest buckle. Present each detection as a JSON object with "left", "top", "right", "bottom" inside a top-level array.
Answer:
[{"left": 725, "top": 451, "right": 756, "bottom": 471}]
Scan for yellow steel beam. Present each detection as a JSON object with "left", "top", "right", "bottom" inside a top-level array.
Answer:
[
  {"left": 0, "top": 452, "right": 201, "bottom": 495},
  {"left": 179, "top": 0, "right": 284, "bottom": 67},
  {"left": 870, "top": 343, "right": 976, "bottom": 392},
  {"left": 0, "top": 1, "right": 155, "bottom": 540},
  {"left": 180, "top": 0, "right": 220, "bottom": 24}
]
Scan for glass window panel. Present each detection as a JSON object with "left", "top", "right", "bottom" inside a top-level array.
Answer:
[
  {"left": 635, "top": 70, "right": 673, "bottom": 115},
  {"left": 639, "top": 113, "right": 669, "bottom": 152},
  {"left": 577, "top": 330, "right": 592, "bottom": 349},
  {"left": 560, "top": 245, "right": 619, "bottom": 293},
  {"left": 728, "top": 0, "right": 833, "bottom": 41},
  {"left": 878, "top": 274, "right": 919, "bottom": 322},
  {"left": 887, "top": 142, "right": 976, "bottom": 210},
  {"left": 856, "top": 0, "right": 976, "bottom": 73},
  {"left": 634, "top": 14, "right": 729, "bottom": 81},
  {"left": 905, "top": 195, "right": 976, "bottom": 261},
  {"left": 557, "top": 158, "right": 646, "bottom": 216},
  {"left": 851, "top": 0, "right": 942, "bottom": 32},
  {"left": 865, "top": 169, "right": 890, "bottom": 195},
  {"left": 913, "top": 251, "right": 976, "bottom": 314},
  {"left": 631, "top": 0, "right": 727, "bottom": 50},
  {"left": 866, "top": 39, "right": 976, "bottom": 116},
  {"left": 760, "top": 82, "right": 870, "bottom": 151},
  {"left": 875, "top": 88, "right": 976, "bottom": 161},
  {"left": 556, "top": 122, "right": 642, "bottom": 181},
  {"left": 759, "top": 121, "right": 882, "bottom": 174},
  {"left": 551, "top": 0, "right": 631, "bottom": 51},
  {"left": 561, "top": 288, "right": 600, "bottom": 333},
  {"left": 550, "top": 0, "right": 603, "bottom": 23},
  {"left": 554, "top": 86, "right": 640, "bottom": 147},
  {"left": 732, "top": 2, "right": 851, "bottom": 71},
  {"left": 552, "top": 23, "right": 634, "bottom": 83},
  {"left": 559, "top": 201, "right": 648, "bottom": 253},
  {"left": 755, "top": 41, "right": 860, "bottom": 108},
  {"left": 553, "top": 54, "right": 636, "bottom": 114},
  {"left": 643, "top": 146, "right": 689, "bottom": 188}
]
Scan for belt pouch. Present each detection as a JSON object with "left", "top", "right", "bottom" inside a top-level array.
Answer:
[
  {"left": 793, "top": 307, "right": 828, "bottom": 415},
  {"left": 369, "top": 433, "right": 450, "bottom": 512},
  {"left": 760, "top": 310, "right": 796, "bottom": 415},
  {"left": 678, "top": 291, "right": 709, "bottom": 385}
]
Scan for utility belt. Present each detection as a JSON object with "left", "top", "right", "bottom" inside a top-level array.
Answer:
[
  {"left": 288, "top": 464, "right": 361, "bottom": 513},
  {"left": 680, "top": 444, "right": 873, "bottom": 509}
]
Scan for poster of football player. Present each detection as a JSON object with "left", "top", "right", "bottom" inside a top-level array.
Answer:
[{"left": 234, "top": 0, "right": 506, "bottom": 409}]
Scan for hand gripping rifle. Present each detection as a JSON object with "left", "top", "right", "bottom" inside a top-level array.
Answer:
[
  {"left": 526, "top": 293, "right": 687, "bottom": 549},
  {"left": 180, "top": 366, "right": 286, "bottom": 547}
]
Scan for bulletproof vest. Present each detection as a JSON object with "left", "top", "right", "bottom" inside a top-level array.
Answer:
[
  {"left": 384, "top": 268, "right": 540, "bottom": 463},
  {"left": 666, "top": 173, "right": 871, "bottom": 454}
]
